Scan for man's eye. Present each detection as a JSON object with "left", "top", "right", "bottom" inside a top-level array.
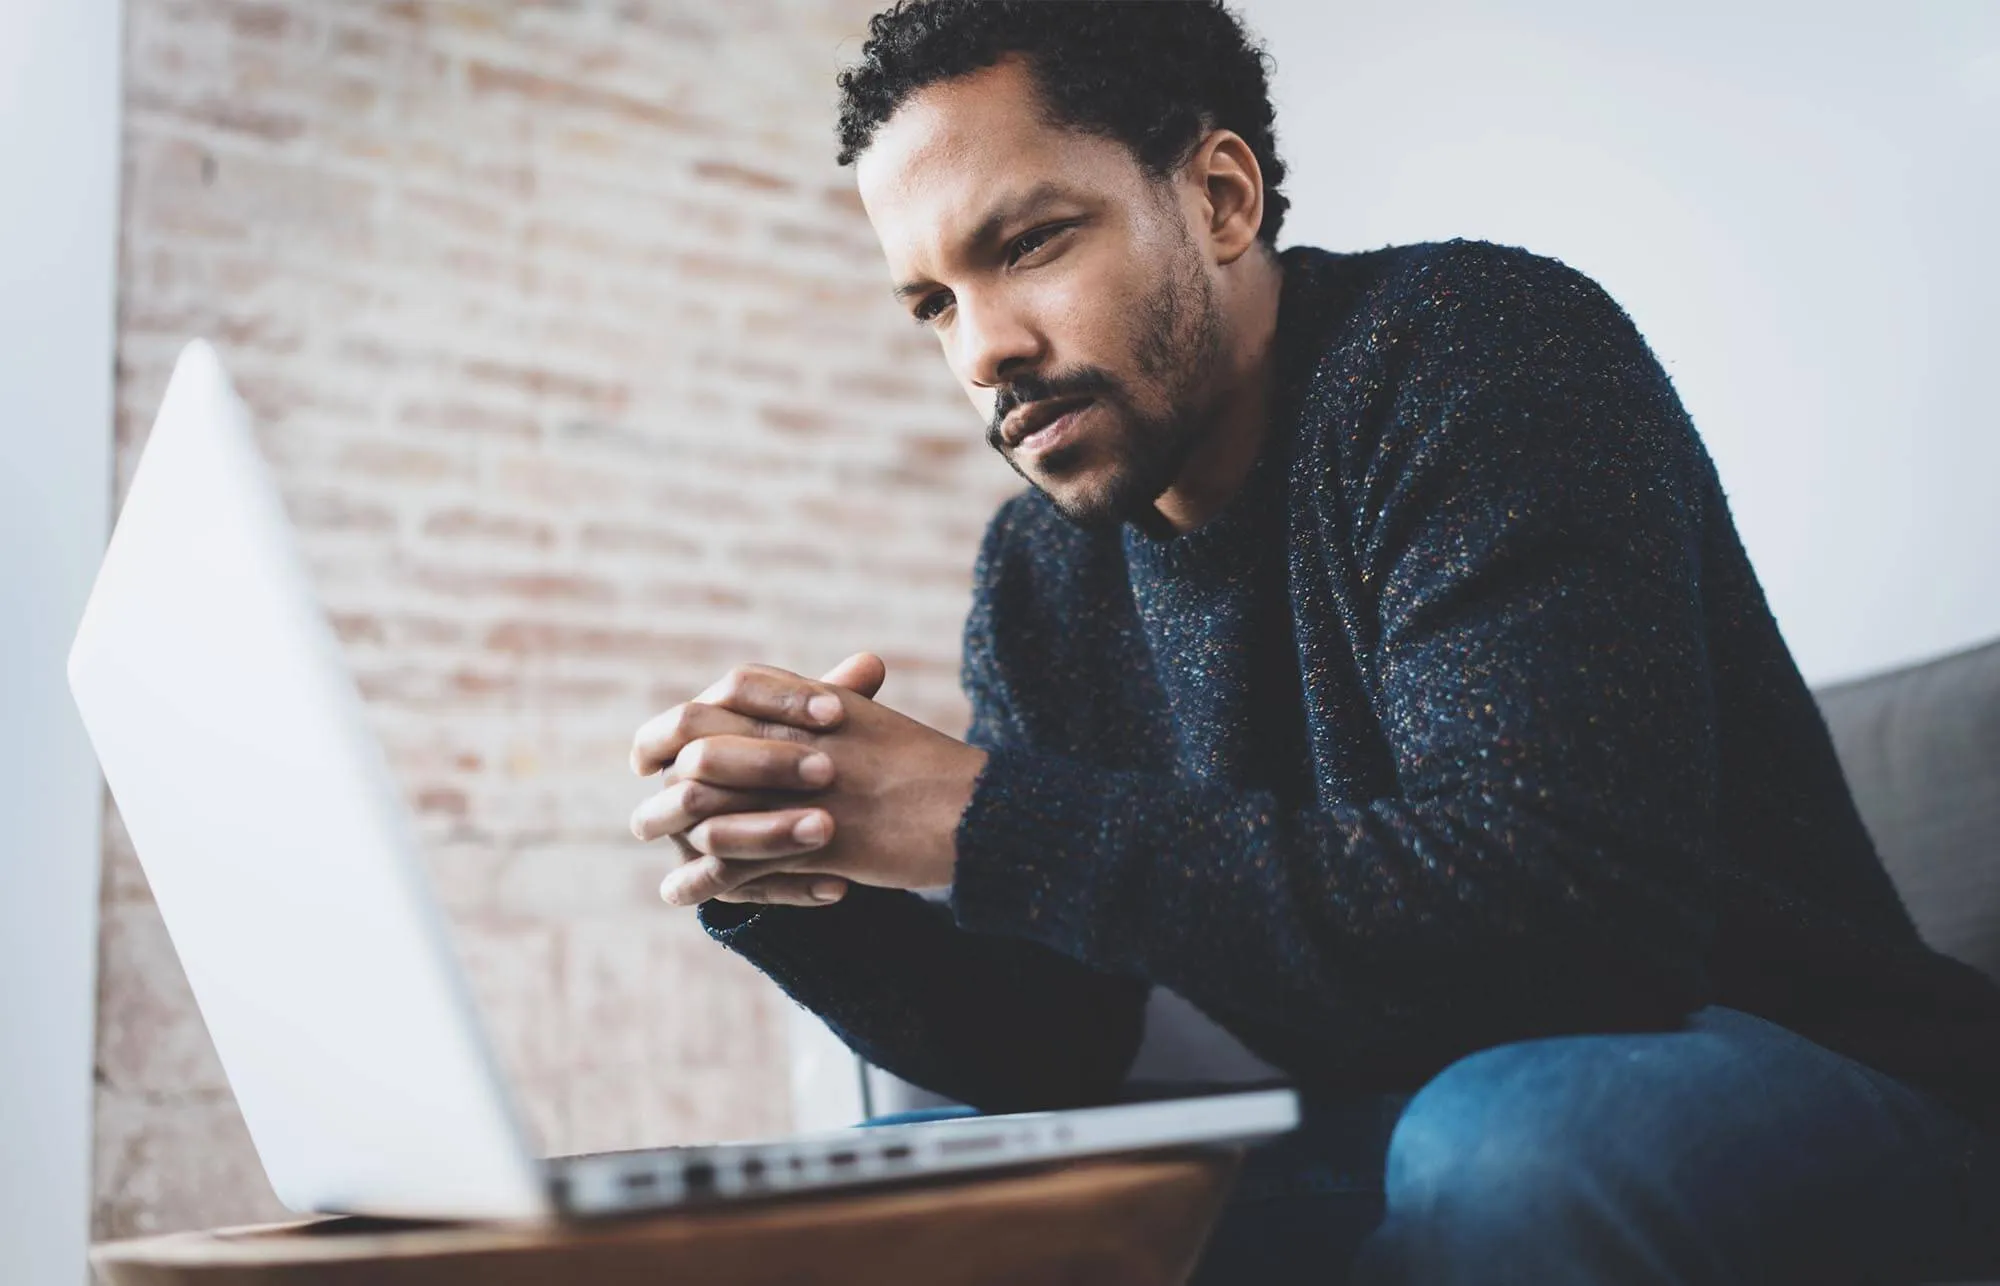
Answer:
[
  {"left": 1006, "top": 223, "right": 1067, "bottom": 266},
  {"left": 912, "top": 292, "right": 951, "bottom": 325}
]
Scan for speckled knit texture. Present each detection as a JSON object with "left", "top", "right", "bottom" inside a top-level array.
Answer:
[{"left": 704, "top": 240, "right": 2000, "bottom": 1122}]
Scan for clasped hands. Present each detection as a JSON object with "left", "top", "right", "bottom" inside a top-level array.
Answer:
[{"left": 628, "top": 653, "right": 987, "bottom": 908}]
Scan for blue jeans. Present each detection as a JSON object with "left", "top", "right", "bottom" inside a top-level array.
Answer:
[
  {"left": 1195, "top": 1007, "right": 2000, "bottom": 1284},
  {"left": 872, "top": 1008, "right": 2000, "bottom": 1283}
]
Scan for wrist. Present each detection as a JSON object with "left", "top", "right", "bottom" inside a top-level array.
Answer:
[{"left": 931, "top": 742, "right": 988, "bottom": 886}]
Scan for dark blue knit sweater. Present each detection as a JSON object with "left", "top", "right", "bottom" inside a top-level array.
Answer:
[{"left": 703, "top": 241, "right": 2000, "bottom": 1127}]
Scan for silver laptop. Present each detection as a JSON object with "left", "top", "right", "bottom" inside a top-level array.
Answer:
[{"left": 66, "top": 340, "right": 1299, "bottom": 1221}]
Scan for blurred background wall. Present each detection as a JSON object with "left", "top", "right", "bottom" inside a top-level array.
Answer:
[
  {"left": 92, "top": 0, "right": 1005, "bottom": 1242},
  {"left": 7, "top": 0, "right": 1995, "bottom": 1273}
]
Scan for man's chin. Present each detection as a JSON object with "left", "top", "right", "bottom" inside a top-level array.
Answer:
[
  {"left": 1031, "top": 467, "right": 1161, "bottom": 533},
  {"left": 1001, "top": 434, "right": 1170, "bottom": 532}
]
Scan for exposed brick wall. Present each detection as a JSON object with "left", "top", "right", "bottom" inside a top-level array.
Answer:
[{"left": 96, "top": 0, "right": 1016, "bottom": 1239}]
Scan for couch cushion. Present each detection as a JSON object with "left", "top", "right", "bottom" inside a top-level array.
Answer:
[{"left": 1814, "top": 638, "right": 2000, "bottom": 983}]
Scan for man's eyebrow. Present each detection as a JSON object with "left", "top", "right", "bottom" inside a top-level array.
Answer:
[{"left": 891, "top": 181, "right": 1072, "bottom": 302}]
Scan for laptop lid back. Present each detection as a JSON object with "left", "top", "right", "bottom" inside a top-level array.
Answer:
[{"left": 68, "top": 341, "right": 547, "bottom": 1219}]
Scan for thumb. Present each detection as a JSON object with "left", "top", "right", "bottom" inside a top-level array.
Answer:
[{"left": 818, "top": 651, "right": 887, "bottom": 700}]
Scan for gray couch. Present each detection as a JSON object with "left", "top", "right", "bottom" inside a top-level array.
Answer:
[
  {"left": 1795, "top": 637, "right": 2000, "bottom": 1284},
  {"left": 861, "top": 637, "right": 2000, "bottom": 1269},
  {"left": 1817, "top": 638, "right": 2000, "bottom": 989}
]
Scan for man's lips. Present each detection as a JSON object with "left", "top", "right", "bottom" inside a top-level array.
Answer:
[{"left": 1002, "top": 397, "right": 1094, "bottom": 453}]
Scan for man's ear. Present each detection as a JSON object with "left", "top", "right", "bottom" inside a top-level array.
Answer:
[{"left": 1187, "top": 129, "right": 1266, "bottom": 267}]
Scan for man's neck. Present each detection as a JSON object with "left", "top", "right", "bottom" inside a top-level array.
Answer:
[{"left": 1150, "top": 249, "right": 1286, "bottom": 535}]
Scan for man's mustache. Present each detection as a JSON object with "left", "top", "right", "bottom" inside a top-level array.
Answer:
[{"left": 986, "top": 368, "right": 1120, "bottom": 451}]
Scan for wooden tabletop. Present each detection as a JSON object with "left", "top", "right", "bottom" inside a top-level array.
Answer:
[{"left": 91, "top": 1148, "right": 1241, "bottom": 1286}]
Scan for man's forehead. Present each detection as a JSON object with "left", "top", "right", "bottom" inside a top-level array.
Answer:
[
  {"left": 855, "top": 59, "right": 1059, "bottom": 203},
  {"left": 854, "top": 61, "right": 1134, "bottom": 277}
]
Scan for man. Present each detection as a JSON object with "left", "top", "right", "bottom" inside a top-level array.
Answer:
[{"left": 626, "top": 2, "right": 2000, "bottom": 1280}]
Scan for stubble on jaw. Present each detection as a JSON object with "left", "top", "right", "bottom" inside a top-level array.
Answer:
[{"left": 1001, "top": 232, "right": 1228, "bottom": 533}]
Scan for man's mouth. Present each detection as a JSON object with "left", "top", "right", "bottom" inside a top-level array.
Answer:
[{"left": 1004, "top": 397, "right": 1095, "bottom": 456}]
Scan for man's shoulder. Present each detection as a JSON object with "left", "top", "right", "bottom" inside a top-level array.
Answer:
[
  {"left": 962, "top": 489, "right": 1127, "bottom": 672},
  {"left": 1294, "top": 238, "right": 1624, "bottom": 342},
  {"left": 972, "top": 488, "right": 1103, "bottom": 594},
  {"left": 1283, "top": 238, "right": 1649, "bottom": 418}
]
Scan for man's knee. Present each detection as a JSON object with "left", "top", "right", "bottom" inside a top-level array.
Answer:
[
  {"left": 1356, "top": 1014, "right": 1983, "bottom": 1284},
  {"left": 1383, "top": 1040, "right": 1621, "bottom": 1234},
  {"left": 1365, "top": 1029, "right": 1729, "bottom": 1284}
]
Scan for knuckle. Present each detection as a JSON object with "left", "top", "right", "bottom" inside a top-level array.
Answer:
[{"left": 754, "top": 718, "right": 808, "bottom": 744}]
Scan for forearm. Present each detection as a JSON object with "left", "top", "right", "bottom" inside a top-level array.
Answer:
[
  {"left": 951, "top": 747, "right": 1717, "bottom": 1049},
  {"left": 699, "top": 883, "right": 1148, "bottom": 1113}
]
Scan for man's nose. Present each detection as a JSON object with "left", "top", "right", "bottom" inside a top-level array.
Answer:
[{"left": 953, "top": 294, "right": 1043, "bottom": 390}]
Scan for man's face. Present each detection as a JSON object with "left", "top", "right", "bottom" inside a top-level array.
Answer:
[{"left": 855, "top": 58, "right": 1227, "bottom": 530}]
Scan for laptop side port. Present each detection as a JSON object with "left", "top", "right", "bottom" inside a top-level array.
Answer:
[{"left": 937, "top": 1134, "right": 1004, "bottom": 1156}]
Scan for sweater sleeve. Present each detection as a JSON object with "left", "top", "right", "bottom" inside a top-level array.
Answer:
[
  {"left": 949, "top": 249, "right": 1723, "bottom": 1053},
  {"left": 695, "top": 524, "right": 1148, "bottom": 1114}
]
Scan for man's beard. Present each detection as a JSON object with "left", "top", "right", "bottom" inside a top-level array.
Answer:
[{"left": 985, "top": 243, "right": 1226, "bottom": 532}]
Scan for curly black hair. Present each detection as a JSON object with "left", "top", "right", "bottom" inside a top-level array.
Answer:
[{"left": 836, "top": 0, "right": 1290, "bottom": 245}]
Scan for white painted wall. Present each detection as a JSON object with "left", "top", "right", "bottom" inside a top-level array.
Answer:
[
  {"left": 0, "top": 0, "right": 123, "bottom": 1280},
  {"left": 1240, "top": 0, "right": 2000, "bottom": 684}
]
